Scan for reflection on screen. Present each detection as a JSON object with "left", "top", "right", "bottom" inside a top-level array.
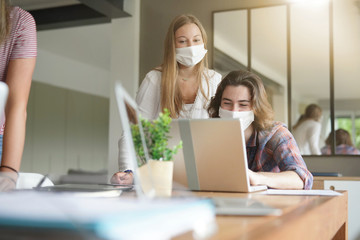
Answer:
[
  {"left": 125, "top": 101, "right": 148, "bottom": 167},
  {"left": 124, "top": 100, "right": 155, "bottom": 197}
]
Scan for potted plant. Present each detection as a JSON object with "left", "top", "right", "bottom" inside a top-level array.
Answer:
[{"left": 131, "top": 109, "right": 182, "bottom": 197}]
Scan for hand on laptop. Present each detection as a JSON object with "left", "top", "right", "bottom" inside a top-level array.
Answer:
[{"left": 110, "top": 171, "right": 133, "bottom": 185}]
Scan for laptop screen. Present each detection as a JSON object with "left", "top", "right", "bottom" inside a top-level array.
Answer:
[
  {"left": 172, "top": 118, "right": 266, "bottom": 193},
  {"left": 114, "top": 82, "right": 155, "bottom": 198}
]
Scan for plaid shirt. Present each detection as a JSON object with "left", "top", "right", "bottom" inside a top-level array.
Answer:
[
  {"left": 321, "top": 144, "right": 360, "bottom": 155},
  {"left": 246, "top": 122, "right": 313, "bottom": 190}
]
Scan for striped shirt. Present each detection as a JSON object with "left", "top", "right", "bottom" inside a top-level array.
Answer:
[
  {"left": 0, "top": 7, "right": 37, "bottom": 135},
  {"left": 246, "top": 122, "right": 314, "bottom": 190}
]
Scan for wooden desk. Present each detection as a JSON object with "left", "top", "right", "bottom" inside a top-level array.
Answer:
[
  {"left": 0, "top": 189, "right": 348, "bottom": 240},
  {"left": 175, "top": 191, "right": 348, "bottom": 240}
]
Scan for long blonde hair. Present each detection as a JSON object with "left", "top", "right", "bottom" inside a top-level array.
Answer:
[
  {"left": 160, "top": 14, "right": 210, "bottom": 118},
  {"left": 208, "top": 70, "right": 274, "bottom": 131},
  {"left": 293, "top": 104, "right": 322, "bottom": 130},
  {"left": 0, "top": 0, "right": 11, "bottom": 45}
]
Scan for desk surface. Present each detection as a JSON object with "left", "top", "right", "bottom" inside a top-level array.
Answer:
[
  {"left": 175, "top": 191, "right": 348, "bottom": 240},
  {"left": 0, "top": 189, "right": 348, "bottom": 240},
  {"left": 314, "top": 176, "right": 360, "bottom": 181}
]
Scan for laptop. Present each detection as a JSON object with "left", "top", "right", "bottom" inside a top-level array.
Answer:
[
  {"left": 37, "top": 83, "right": 151, "bottom": 197},
  {"left": 171, "top": 118, "right": 267, "bottom": 193},
  {"left": 0, "top": 82, "right": 9, "bottom": 120},
  {"left": 113, "top": 82, "right": 155, "bottom": 198}
]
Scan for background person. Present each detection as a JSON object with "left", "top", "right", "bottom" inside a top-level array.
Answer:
[
  {"left": 292, "top": 104, "right": 322, "bottom": 155},
  {"left": 321, "top": 129, "right": 360, "bottom": 155},
  {"left": 111, "top": 14, "right": 221, "bottom": 184},
  {"left": 207, "top": 70, "right": 313, "bottom": 190},
  {"left": 0, "top": 0, "right": 37, "bottom": 190}
]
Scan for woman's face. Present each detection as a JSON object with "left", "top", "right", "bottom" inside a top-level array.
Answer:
[
  {"left": 175, "top": 23, "right": 203, "bottom": 48},
  {"left": 221, "top": 85, "right": 252, "bottom": 112}
]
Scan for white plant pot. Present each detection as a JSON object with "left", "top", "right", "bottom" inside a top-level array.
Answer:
[{"left": 138, "top": 159, "right": 174, "bottom": 197}]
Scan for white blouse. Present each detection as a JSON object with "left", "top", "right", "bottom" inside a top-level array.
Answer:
[
  {"left": 118, "top": 69, "right": 222, "bottom": 171},
  {"left": 135, "top": 69, "right": 222, "bottom": 120},
  {"left": 292, "top": 119, "right": 322, "bottom": 155}
]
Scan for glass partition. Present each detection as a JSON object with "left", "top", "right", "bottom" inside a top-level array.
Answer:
[
  {"left": 333, "top": 0, "right": 360, "bottom": 155},
  {"left": 213, "top": 0, "right": 360, "bottom": 156},
  {"left": 251, "top": 6, "right": 287, "bottom": 124},
  {"left": 290, "top": 1, "right": 330, "bottom": 155},
  {"left": 213, "top": 9, "right": 248, "bottom": 76}
]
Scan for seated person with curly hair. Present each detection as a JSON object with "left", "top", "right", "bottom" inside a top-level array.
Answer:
[
  {"left": 321, "top": 129, "right": 360, "bottom": 155},
  {"left": 207, "top": 70, "right": 313, "bottom": 190}
]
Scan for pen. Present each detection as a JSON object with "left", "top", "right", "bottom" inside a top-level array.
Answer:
[
  {"left": 35, "top": 174, "right": 48, "bottom": 189},
  {"left": 120, "top": 170, "right": 133, "bottom": 181}
]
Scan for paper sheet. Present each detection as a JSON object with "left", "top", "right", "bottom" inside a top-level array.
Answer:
[
  {"left": 0, "top": 191, "right": 216, "bottom": 240},
  {"left": 262, "top": 189, "right": 342, "bottom": 196}
]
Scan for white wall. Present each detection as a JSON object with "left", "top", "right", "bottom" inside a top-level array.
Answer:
[
  {"left": 33, "top": 22, "right": 112, "bottom": 98},
  {"left": 107, "top": 0, "right": 140, "bottom": 178},
  {"left": 23, "top": 0, "right": 140, "bottom": 178},
  {"left": 34, "top": 48, "right": 110, "bottom": 98}
]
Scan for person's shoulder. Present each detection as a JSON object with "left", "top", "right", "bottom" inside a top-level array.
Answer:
[
  {"left": 206, "top": 69, "right": 221, "bottom": 78},
  {"left": 305, "top": 119, "right": 321, "bottom": 125},
  {"left": 145, "top": 69, "right": 162, "bottom": 79},
  {"left": 141, "top": 69, "right": 162, "bottom": 88},
  {"left": 9, "top": 7, "right": 36, "bottom": 35},
  {"left": 260, "top": 121, "right": 292, "bottom": 141},
  {"left": 143, "top": 69, "right": 162, "bottom": 82},
  {"left": 11, "top": 7, "right": 35, "bottom": 24},
  {"left": 204, "top": 69, "right": 222, "bottom": 84}
]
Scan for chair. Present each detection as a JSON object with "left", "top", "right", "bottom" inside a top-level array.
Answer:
[{"left": 16, "top": 172, "right": 54, "bottom": 189}]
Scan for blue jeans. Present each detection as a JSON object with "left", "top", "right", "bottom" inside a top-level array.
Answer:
[{"left": 0, "top": 135, "right": 2, "bottom": 164}]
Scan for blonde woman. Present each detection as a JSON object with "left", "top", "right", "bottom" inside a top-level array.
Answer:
[
  {"left": 292, "top": 104, "right": 323, "bottom": 155},
  {"left": 208, "top": 70, "right": 313, "bottom": 190},
  {"left": 136, "top": 14, "right": 221, "bottom": 120},
  {"left": 111, "top": 14, "right": 221, "bottom": 184},
  {"left": 0, "top": 0, "right": 37, "bottom": 190}
]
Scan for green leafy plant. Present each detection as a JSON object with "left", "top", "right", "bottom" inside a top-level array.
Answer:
[{"left": 131, "top": 109, "right": 182, "bottom": 167}]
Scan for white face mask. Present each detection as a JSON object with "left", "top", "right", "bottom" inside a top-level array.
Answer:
[
  {"left": 175, "top": 44, "right": 207, "bottom": 67},
  {"left": 219, "top": 107, "right": 254, "bottom": 130}
]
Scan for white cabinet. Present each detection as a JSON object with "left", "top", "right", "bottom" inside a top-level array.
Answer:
[{"left": 320, "top": 179, "right": 360, "bottom": 240}]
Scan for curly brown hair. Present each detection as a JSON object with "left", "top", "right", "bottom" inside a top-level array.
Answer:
[
  {"left": 325, "top": 128, "right": 353, "bottom": 146},
  {"left": 207, "top": 70, "right": 274, "bottom": 131}
]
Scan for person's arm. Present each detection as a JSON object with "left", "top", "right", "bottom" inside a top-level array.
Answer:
[
  {"left": 308, "top": 121, "right": 321, "bottom": 155},
  {"left": 111, "top": 134, "right": 134, "bottom": 184},
  {"left": 135, "top": 71, "right": 161, "bottom": 120},
  {"left": 1, "top": 58, "right": 36, "bottom": 173},
  {"left": 273, "top": 127, "right": 314, "bottom": 189},
  {"left": 248, "top": 169, "right": 304, "bottom": 189},
  {"left": 251, "top": 125, "right": 313, "bottom": 190}
]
